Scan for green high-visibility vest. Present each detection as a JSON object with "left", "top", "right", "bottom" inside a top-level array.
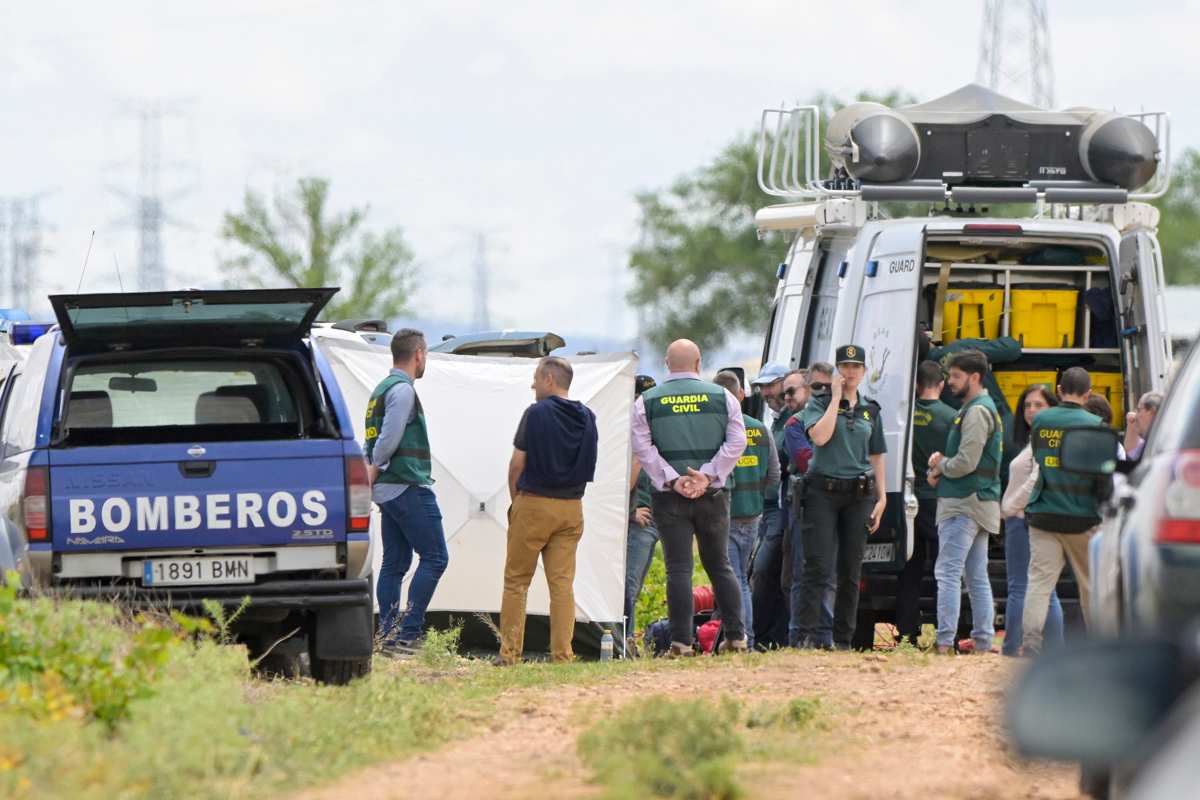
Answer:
[
  {"left": 912, "top": 398, "right": 956, "bottom": 501},
  {"left": 937, "top": 393, "right": 1003, "bottom": 502},
  {"left": 643, "top": 378, "right": 729, "bottom": 478},
  {"left": 763, "top": 411, "right": 790, "bottom": 507},
  {"left": 1026, "top": 403, "right": 1102, "bottom": 530},
  {"left": 364, "top": 373, "right": 433, "bottom": 486},
  {"left": 730, "top": 414, "right": 771, "bottom": 518}
]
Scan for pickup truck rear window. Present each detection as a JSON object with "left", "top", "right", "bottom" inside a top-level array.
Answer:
[{"left": 61, "top": 358, "right": 310, "bottom": 445}]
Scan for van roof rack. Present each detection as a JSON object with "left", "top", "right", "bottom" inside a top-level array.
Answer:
[{"left": 758, "top": 84, "right": 1171, "bottom": 205}]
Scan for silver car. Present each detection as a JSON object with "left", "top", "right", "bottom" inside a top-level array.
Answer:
[{"left": 1090, "top": 342, "right": 1200, "bottom": 635}]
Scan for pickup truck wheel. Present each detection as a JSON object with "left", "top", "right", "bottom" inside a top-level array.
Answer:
[
  {"left": 310, "top": 655, "right": 371, "bottom": 686},
  {"left": 307, "top": 600, "right": 375, "bottom": 685}
]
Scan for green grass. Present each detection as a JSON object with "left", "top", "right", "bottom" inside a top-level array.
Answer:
[
  {"left": 0, "top": 587, "right": 743, "bottom": 800},
  {"left": 1, "top": 568, "right": 844, "bottom": 800},
  {"left": 577, "top": 694, "right": 826, "bottom": 799}
]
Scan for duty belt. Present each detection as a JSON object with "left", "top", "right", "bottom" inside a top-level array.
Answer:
[{"left": 815, "top": 473, "right": 875, "bottom": 497}]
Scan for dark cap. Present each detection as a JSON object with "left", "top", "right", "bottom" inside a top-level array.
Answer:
[
  {"left": 634, "top": 374, "right": 657, "bottom": 396},
  {"left": 835, "top": 344, "right": 866, "bottom": 365}
]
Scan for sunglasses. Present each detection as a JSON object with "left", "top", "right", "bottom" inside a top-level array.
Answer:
[{"left": 783, "top": 387, "right": 799, "bottom": 397}]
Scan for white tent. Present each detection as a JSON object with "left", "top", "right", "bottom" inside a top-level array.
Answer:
[{"left": 313, "top": 328, "right": 634, "bottom": 637}]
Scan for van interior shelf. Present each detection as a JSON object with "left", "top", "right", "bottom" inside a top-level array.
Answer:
[
  {"left": 924, "top": 262, "right": 1109, "bottom": 273},
  {"left": 1022, "top": 348, "right": 1121, "bottom": 355}
]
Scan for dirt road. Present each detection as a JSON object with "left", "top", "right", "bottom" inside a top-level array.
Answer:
[{"left": 294, "top": 650, "right": 1079, "bottom": 800}]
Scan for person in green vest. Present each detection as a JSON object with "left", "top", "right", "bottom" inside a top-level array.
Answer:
[
  {"left": 630, "top": 339, "right": 748, "bottom": 657},
  {"left": 895, "top": 360, "right": 956, "bottom": 646},
  {"left": 1020, "top": 367, "right": 1103, "bottom": 656},
  {"left": 926, "top": 350, "right": 1002, "bottom": 654},
  {"left": 714, "top": 371, "right": 780, "bottom": 650},
  {"left": 364, "top": 328, "right": 448, "bottom": 654},
  {"left": 927, "top": 333, "right": 1022, "bottom": 481},
  {"left": 795, "top": 345, "right": 887, "bottom": 650}
]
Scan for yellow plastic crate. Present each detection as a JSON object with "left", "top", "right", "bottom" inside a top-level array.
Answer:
[
  {"left": 939, "top": 287, "right": 1003, "bottom": 344},
  {"left": 994, "top": 370, "right": 1058, "bottom": 416},
  {"left": 1090, "top": 371, "right": 1126, "bottom": 429},
  {"left": 1010, "top": 289, "right": 1078, "bottom": 348}
]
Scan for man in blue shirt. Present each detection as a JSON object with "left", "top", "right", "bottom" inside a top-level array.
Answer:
[{"left": 499, "top": 356, "right": 599, "bottom": 665}]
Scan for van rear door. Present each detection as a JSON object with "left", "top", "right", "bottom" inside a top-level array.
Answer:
[
  {"left": 851, "top": 225, "right": 926, "bottom": 566},
  {"left": 1118, "top": 232, "right": 1172, "bottom": 398}
]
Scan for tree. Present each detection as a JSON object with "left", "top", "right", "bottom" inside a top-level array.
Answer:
[
  {"left": 1153, "top": 148, "right": 1200, "bottom": 285},
  {"left": 628, "top": 91, "right": 915, "bottom": 352},
  {"left": 221, "top": 177, "right": 416, "bottom": 320}
]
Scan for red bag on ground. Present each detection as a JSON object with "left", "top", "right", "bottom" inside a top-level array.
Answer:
[{"left": 697, "top": 619, "right": 721, "bottom": 654}]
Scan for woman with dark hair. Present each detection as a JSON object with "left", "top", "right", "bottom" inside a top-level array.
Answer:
[{"left": 1000, "top": 384, "right": 1065, "bottom": 655}]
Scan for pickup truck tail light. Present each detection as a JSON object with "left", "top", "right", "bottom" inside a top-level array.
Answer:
[
  {"left": 345, "top": 455, "right": 372, "bottom": 533},
  {"left": 23, "top": 466, "right": 50, "bottom": 541},
  {"left": 1154, "top": 450, "right": 1200, "bottom": 544}
]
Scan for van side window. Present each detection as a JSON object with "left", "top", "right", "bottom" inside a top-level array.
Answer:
[
  {"left": 0, "top": 374, "right": 21, "bottom": 457},
  {"left": 798, "top": 250, "right": 839, "bottom": 365}
]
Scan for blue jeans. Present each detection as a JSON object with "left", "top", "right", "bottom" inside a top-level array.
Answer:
[
  {"left": 377, "top": 487, "right": 449, "bottom": 644},
  {"left": 1003, "top": 516, "right": 1063, "bottom": 656},
  {"left": 728, "top": 516, "right": 759, "bottom": 648},
  {"left": 787, "top": 498, "right": 835, "bottom": 647},
  {"left": 934, "top": 514, "right": 995, "bottom": 649},
  {"left": 623, "top": 520, "right": 659, "bottom": 636}
]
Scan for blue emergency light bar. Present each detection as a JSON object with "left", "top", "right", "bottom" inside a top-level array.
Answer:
[{"left": 9, "top": 322, "right": 52, "bottom": 345}]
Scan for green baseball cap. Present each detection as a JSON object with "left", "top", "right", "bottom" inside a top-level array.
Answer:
[{"left": 835, "top": 344, "right": 866, "bottom": 365}]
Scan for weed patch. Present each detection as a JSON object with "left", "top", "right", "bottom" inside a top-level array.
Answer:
[
  {"left": 417, "top": 623, "right": 465, "bottom": 670},
  {"left": 745, "top": 697, "right": 820, "bottom": 730},
  {"left": 0, "top": 573, "right": 176, "bottom": 728},
  {"left": 579, "top": 693, "right": 831, "bottom": 799},
  {"left": 578, "top": 695, "right": 743, "bottom": 799}
]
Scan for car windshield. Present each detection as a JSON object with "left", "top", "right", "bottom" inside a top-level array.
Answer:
[{"left": 61, "top": 358, "right": 307, "bottom": 445}]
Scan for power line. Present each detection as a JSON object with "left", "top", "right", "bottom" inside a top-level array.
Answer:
[
  {"left": 137, "top": 106, "right": 165, "bottom": 291},
  {"left": 105, "top": 99, "right": 198, "bottom": 291},
  {"left": 0, "top": 194, "right": 52, "bottom": 310},
  {"left": 976, "top": 0, "right": 1055, "bottom": 108}
]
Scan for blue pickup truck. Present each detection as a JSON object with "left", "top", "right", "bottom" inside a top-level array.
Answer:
[{"left": 1, "top": 288, "right": 374, "bottom": 684}]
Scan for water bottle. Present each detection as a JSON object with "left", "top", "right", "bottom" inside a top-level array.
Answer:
[{"left": 600, "top": 629, "right": 614, "bottom": 661}]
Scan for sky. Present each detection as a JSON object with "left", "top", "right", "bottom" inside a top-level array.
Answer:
[{"left": 2, "top": 0, "right": 1197, "bottom": 343}]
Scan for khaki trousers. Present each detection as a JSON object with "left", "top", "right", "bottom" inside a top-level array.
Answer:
[
  {"left": 498, "top": 493, "right": 584, "bottom": 665},
  {"left": 1022, "top": 524, "right": 1097, "bottom": 652}
]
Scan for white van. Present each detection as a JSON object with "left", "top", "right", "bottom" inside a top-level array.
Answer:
[{"left": 755, "top": 84, "right": 1173, "bottom": 642}]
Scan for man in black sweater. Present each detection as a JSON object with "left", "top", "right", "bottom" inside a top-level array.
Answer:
[{"left": 498, "top": 357, "right": 599, "bottom": 665}]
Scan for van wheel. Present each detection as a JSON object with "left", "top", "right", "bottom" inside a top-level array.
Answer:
[{"left": 310, "top": 654, "right": 371, "bottom": 685}]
